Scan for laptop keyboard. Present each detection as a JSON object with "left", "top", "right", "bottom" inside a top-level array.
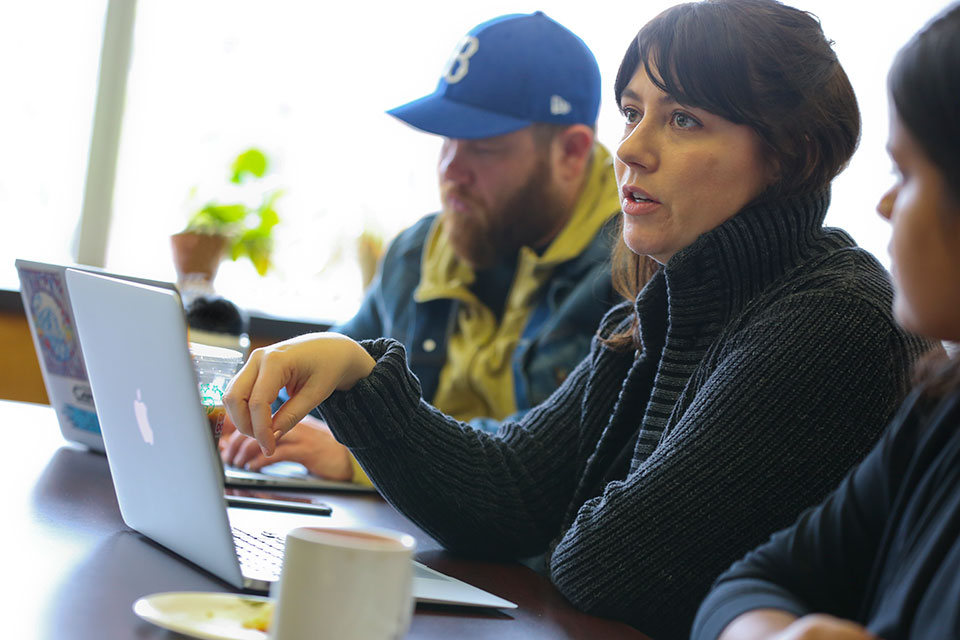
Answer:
[
  {"left": 232, "top": 526, "right": 285, "bottom": 581},
  {"left": 232, "top": 526, "right": 439, "bottom": 584}
]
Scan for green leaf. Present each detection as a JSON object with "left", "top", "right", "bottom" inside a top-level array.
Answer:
[
  {"left": 205, "top": 203, "right": 247, "bottom": 224},
  {"left": 233, "top": 228, "right": 273, "bottom": 275},
  {"left": 228, "top": 242, "right": 244, "bottom": 261},
  {"left": 257, "top": 206, "right": 280, "bottom": 231},
  {"left": 186, "top": 203, "right": 235, "bottom": 232},
  {"left": 230, "top": 148, "right": 269, "bottom": 184}
]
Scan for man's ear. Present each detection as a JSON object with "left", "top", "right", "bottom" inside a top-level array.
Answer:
[{"left": 552, "top": 124, "right": 595, "bottom": 182}]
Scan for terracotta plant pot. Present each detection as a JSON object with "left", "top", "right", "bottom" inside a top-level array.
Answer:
[{"left": 170, "top": 231, "right": 228, "bottom": 285}]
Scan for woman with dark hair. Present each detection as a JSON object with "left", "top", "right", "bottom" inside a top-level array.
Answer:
[
  {"left": 223, "top": 1, "right": 932, "bottom": 637},
  {"left": 692, "top": 5, "right": 960, "bottom": 639}
]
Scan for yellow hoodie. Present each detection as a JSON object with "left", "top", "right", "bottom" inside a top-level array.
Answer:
[{"left": 416, "top": 143, "right": 620, "bottom": 422}]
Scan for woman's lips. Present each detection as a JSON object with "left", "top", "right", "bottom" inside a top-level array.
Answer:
[{"left": 621, "top": 185, "right": 661, "bottom": 216}]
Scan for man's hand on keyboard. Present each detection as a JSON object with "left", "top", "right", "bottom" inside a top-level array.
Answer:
[{"left": 220, "top": 414, "right": 353, "bottom": 481}]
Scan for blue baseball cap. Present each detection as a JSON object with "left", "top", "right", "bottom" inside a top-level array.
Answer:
[{"left": 387, "top": 12, "right": 601, "bottom": 140}]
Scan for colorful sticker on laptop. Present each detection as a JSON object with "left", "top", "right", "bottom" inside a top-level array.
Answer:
[
  {"left": 71, "top": 382, "right": 96, "bottom": 408},
  {"left": 64, "top": 404, "right": 101, "bottom": 435},
  {"left": 20, "top": 268, "right": 87, "bottom": 379}
]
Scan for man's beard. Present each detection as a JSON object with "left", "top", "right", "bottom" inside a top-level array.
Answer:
[{"left": 440, "top": 159, "right": 564, "bottom": 269}]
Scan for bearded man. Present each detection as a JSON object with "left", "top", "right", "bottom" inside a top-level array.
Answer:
[{"left": 221, "top": 12, "right": 620, "bottom": 486}]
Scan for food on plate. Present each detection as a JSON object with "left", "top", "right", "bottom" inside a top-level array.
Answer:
[{"left": 240, "top": 599, "right": 274, "bottom": 632}]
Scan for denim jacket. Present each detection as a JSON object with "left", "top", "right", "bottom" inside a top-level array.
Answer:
[{"left": 334, "top": 212, "right": 619, "bottom": 432}]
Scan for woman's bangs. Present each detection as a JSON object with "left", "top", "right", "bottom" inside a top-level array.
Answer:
[{"left": 637, "top": 7, "right": 750, "bottom": 124}]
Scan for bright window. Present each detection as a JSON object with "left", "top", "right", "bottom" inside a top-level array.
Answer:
[
  {"left": 0, "top": 2, "right": 107, "bottom": 286},
  {"left": 5, "top": 1, "right": 949, "bottom": 324}
]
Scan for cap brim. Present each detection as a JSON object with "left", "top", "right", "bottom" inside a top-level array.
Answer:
[{"left": 387, "top": 92, "right": 532, "bottom": 140}]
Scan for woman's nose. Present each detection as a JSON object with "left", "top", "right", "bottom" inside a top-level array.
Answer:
[{"left": 616, "top": 121, "right": 658, "bottom": 172}]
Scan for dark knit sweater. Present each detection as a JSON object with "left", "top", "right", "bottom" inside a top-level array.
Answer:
[
  {"left": 692, "top": 388, "right": 960, "bottom": 640},
  {"left": 320, "top": 190, "right": 933, "bottom": 640}
]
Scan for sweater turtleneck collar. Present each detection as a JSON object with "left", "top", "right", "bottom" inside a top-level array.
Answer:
[{"left": 633, "top": 188, "right": 847, "bottom": 345}]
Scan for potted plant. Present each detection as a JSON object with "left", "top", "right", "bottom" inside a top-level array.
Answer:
[{"left": 171, "top": 147, "right": 282, "bottom": 286}]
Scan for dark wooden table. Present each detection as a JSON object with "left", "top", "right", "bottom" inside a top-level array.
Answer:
[{"left": 4, "top": 400, "right": 646, "bottom": 639}]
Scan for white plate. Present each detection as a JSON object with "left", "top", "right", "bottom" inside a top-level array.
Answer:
[{"left": 133, "top": 592, "right": 274, "bottom": 640}]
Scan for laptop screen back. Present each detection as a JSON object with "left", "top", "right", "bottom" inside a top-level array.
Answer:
[
  {"left": 65, "top": 268, "right": 245, "bottom": 588},
  {"left": 16, "top": 259, "right": 104, "bottom": 450}
]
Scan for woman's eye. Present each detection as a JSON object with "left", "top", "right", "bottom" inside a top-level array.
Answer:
[
  {"left": 671, "top": 111, "right": 700, "bottom": 129},
  {"left": 622, "top": 107, "right": 640, "bottom": 125}
]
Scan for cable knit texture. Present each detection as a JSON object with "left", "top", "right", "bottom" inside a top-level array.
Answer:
[{"left": 320, "top": 190, "right": 933, "bottom": 640}]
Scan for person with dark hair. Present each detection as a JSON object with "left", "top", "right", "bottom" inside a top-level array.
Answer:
[
  {"left": 223, "top": 1, "right": 933, "bottom": 637},
  {"left": 692, "top": 5, "right": 960, "bottom": 639}
]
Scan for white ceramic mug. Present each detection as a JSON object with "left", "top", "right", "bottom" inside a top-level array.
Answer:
[{"left": 269, "top": 526, "right": 416, "bottom": 640}]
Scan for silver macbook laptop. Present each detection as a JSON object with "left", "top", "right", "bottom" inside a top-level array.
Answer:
[
  {"left": 64, "top": 268, "right": 515, "bottom": 609},
  {"left": 15, "top": 258, "right": 372, "bottom": 493}
]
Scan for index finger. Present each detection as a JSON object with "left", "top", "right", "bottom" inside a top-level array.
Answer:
[{"left": 223, "top": 352, "right": 280, "bottom": 455}]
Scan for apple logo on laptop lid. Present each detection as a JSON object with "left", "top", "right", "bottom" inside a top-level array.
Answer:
[{"left": 133, "top": 389, "right": 154, "bottom": 445}]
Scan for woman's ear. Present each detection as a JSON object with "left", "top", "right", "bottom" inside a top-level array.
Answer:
[
  {"left": 766, "top": 157, "right": 782, "bottom": 191},
  {"left": 759, "top": 141, "right": 782, "bottom": 195}
]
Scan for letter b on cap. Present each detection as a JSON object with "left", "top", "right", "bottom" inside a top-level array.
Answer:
[{"left": 442, "top": 35, "right": 479, "bottom": 84}]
